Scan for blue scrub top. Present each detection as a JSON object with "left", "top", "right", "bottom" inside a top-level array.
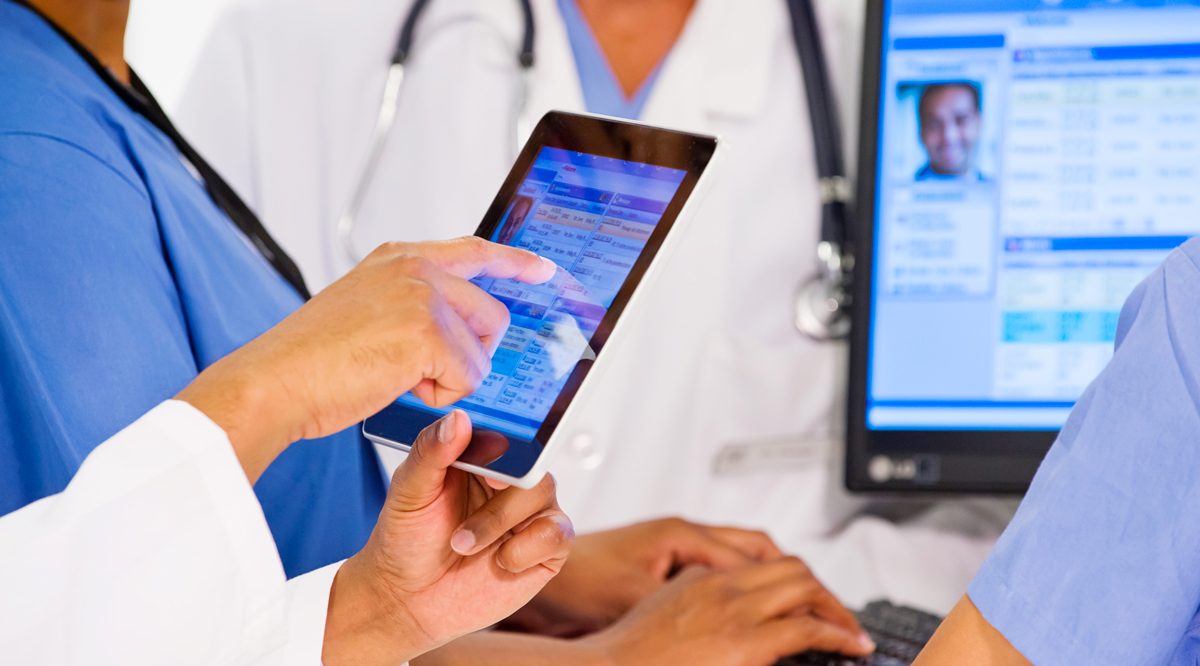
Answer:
[
  {"left": 969, "top": 239, "right": 1200, "bottom": 665},
  {"left": 0, "top": 1, "right": 385, "bottom": 578},
  {"left": 558, "top": 0, "right": 663, "bottom": 120}
]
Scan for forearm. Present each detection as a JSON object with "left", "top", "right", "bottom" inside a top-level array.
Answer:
[
  {"left": 912, "top": 595, "right": 1032, "bottom": 666},
  {"left": 413, "top": 632, "right": 612, "bottom": 666},
  {"left": 175, "top": 348, "right": 302, "bottom": 484},
  {"left": 322, "top": 554, "right": 427, "bottom": 666}
]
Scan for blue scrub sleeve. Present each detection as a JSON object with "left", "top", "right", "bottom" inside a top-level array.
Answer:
[
  {"left": 968, "top": 243, "right": 1200, "bottom": 666},
  {"left": 0, "top": 134, "right": 197, "bottom": 509}
]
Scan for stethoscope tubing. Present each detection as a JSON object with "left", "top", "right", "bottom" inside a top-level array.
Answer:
[
  {"left": 336, "top": 0, "right": 850, "bottom": 341},
  {"left": 336, "top": 0, "right": 534, "bottom": 266},
  {"left": 336, "top": 63, "right": 405, "bottom": 267}
]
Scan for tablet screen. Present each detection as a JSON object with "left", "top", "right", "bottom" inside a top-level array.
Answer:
[
  {"left": 364, "top": 112, "right": 717, "bottom": 482},
  {"left": 393, "top": 147, "right": 688, "bottom": 441}
]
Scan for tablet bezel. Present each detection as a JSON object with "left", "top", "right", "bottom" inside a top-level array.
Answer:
[
  {"left": 364, "top": 111, "right": 720, "bottom": 487},
  {"left": 844, "top": 0, "right": 1056, "bottom": 495}
]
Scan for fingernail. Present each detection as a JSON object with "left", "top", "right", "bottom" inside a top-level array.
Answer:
[
  {"left": 551, "top": 514, "right": 575, "bottom": 541},
  {"left": 438, "top": 411, "right": 457, "bottom": 444},
  {"left": 858, "top": 633, "right": 876, "bottom": 652},
  {"left": 540, "top": 257, "right": 557, "bottom": 272},
  {"left": 450, "top": 528, "right": 476, "bottom": 555}
]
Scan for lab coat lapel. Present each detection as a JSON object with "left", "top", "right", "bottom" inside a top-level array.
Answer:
[
  {"left": 527, "top": 0, "right": 587, "bottom": 122},
  {"left": 640, "top": 0, "right": 783, "bottom": 132}
]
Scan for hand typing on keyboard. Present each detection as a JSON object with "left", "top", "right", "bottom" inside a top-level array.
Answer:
[
  {"left": 579, "top": 560, "right": 877, "bottom": 666},
  {"left": 778, "top": 601, "right": 944, "bottom": 666}
]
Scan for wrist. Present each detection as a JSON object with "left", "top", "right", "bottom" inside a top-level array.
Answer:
[
  {"left": 413, "top": 632, "right": 617, "bottom": 666},
  {"left": 322, "top": 552, "right": 431, "bottom": 666},
  {"left": 574, "top": 633, "right": 622, "bottom": 666},
  {"left": 175, "top": 355, "right": 295, "bottom": 483}
]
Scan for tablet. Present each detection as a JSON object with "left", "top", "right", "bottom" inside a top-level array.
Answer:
[{"left": 363, "top": 111, "right": 724, "bottom": 488}]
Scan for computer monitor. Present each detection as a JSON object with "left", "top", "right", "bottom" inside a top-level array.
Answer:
[{"left": 847, "top": 0, "right": 1200, "bottom": 493}]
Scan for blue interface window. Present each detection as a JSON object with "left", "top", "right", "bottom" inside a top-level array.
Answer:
[
  {"left": 868, "top": 0, "right": 1200, "bottom": 430},
  {"left": 396, "top": 148, "right": 686, "bottom": 437}
]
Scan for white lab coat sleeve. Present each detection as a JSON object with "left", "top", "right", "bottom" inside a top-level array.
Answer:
[
  {"left": 272, "top": 561, "right": 342, "bottom": 665},
  {"left": 0, "top": 400, "right": 314, "bottom": 666}
]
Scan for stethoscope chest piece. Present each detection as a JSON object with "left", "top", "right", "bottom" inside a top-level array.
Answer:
[
  {"left": 793, "top": 274, "right": 850, "bottom": 341},
  {"left": 792, "top": 239, "right": 851, "bottom": 341}
]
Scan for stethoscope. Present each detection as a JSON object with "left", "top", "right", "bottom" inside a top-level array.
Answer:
[
  {"left": 785, "top": 0, "right": 854, "bottom": 341},
  {"left": 335, "top": 0, "right": 535, "bottom": 268},
  {"left": 337, "top": 0, "right": 853, "bottom": 341}
]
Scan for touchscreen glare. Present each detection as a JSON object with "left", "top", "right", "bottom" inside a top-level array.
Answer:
[{"left": 394, "top": 147, "right": 687, "bottom": 439}]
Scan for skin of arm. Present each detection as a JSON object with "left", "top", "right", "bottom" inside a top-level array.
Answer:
[
  {"left": 177, "top": 238, "right": 556, "bottom": 483},
  {"left": 414, "top": 632, "right": 610, "bottom": 666},
  {"left": 177, "top": 237, "right": 870, "bottom": 666},
  {"left": 31, "top": 6, "right": 868, "bottom": 664},
  {"left": 911, "top": 595, "right": 1033, "bottom": 666},
  {"left": 173, "top": 238, "right": 570, "bottom": 666},
  {"left": 500, "top": 518, "right": 787, "bottom": 637},
  {"left": 418, "top": 561, "right": 875, "bottom": 666}
]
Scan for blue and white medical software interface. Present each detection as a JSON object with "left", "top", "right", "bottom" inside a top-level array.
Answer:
[
  {"left": 869, "top": 0, "right": 1200, "bottom": 430},
  {"left": 395, "top": 148, "right": 686, "bottom": 438}
]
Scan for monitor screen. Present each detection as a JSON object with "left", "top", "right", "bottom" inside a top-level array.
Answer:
[
  {"left": 393, "top": 147, "right": 687, "bottom": 440},
  {"left": 867, "top": 0, "right": 1200, "bottom": 434}
]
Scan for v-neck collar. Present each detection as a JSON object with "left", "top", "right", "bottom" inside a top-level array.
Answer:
[{"left": 555, "top": 0, "right": 667, "bottom": 120}]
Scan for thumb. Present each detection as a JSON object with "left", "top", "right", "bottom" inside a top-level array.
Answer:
[{"left": 387, "top": 410, "right": 472, "bottom": 511}]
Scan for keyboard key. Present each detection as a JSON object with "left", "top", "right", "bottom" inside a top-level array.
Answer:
[{"left": 776, "top": 601, "right": 944, "bottom": 666}]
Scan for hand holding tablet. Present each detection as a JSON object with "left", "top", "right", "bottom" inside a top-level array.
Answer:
[
  {"left": 176, "top": 237, "right": 575, "bottom": 665},
  {"left": 326, "top": 410, "right": 572, "bottom": 665},
  {"left": 365, "top": 111, "right": 725, "bottom": 488}
]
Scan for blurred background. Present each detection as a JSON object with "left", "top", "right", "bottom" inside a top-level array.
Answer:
[{"left": 126, "top": 0, "right": 233, "bottom": 112}]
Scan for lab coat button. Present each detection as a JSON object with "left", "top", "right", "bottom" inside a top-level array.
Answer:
[{"left": 568, "top": 432, "right": 604, "bottom": 470}]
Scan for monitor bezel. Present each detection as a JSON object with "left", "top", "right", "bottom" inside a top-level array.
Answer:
[{"left": 845, "top": 0, "right": 1057, "bottom": 495}]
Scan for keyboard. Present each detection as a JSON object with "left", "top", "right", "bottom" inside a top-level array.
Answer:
[{"left": 776, "top": 600, "right": 943, "bottom": 666}]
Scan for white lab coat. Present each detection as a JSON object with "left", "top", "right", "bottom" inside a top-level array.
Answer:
[
  {"left": 178, "top": 0, "right": 1014, "bottom": 614},
  {"left": 0, "top": 401, "right": 339, "bottom": 665}
]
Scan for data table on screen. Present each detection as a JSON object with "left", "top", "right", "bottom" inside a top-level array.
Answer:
[
  {"left": 395, "top": 148, "right": 686, "bottom": 438},
  {"left": 867, "top": 0, "right": 1200, "bottom": 431}
]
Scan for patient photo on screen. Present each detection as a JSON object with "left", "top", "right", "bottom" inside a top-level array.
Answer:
[
  {"left": 494, "top": 195, "right": 535, "bottom": 246},
  {"left": 896, "top": 81, "right": 997, "bottom": 182}
]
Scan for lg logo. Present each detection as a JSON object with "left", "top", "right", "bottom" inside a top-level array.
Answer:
[{"left": 868, "top": 455, "right": 941, "bottom": 484}]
